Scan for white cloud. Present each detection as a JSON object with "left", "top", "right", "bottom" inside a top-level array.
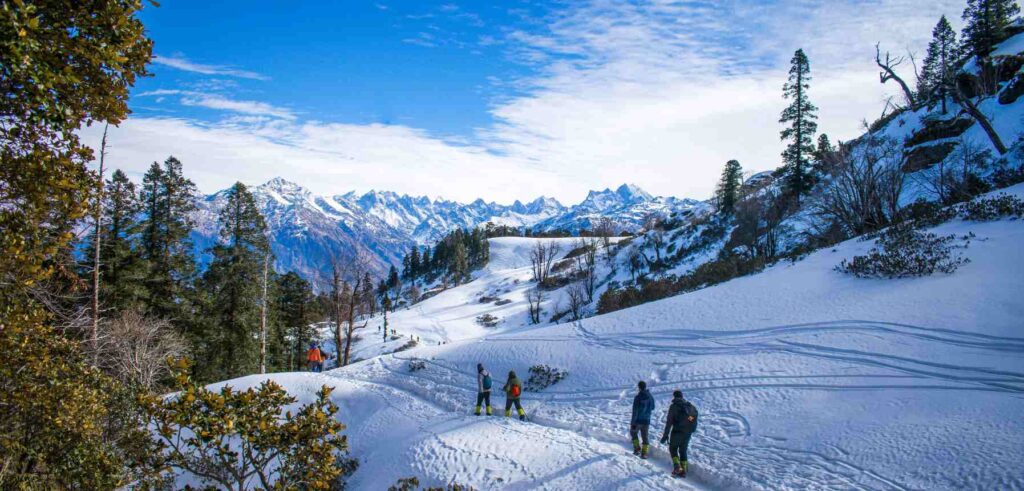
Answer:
[
  {"left": 104, "top": 0, "right": 969, "bottom": 204},
  {"left": 136, "top": 90, "right": 295, "bottom": 120},
  {"left": 152, "top": 55, "right": 268, "bottom": 80}
]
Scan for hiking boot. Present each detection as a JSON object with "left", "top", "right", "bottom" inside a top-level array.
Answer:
[
  {"left": 640, "top": 444, "right": 649, "bottom": 459},
  {"left": 632, "top": 447, "right": 641, "bottom": 456}
]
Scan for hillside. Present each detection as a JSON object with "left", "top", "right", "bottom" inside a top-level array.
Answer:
[
  {"left": 191, "top": 180, "right": 701, "bottom": 286},
  {"left": 191, "top": 183, "right": 1024, "bottom": 490}
]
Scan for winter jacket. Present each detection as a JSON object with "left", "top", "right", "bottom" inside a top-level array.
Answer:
[
  {"left": 306, "top": 348, "right": 321, "bottom": 362},
  {"left": 477, "top": 369, "right": 492, "bottom": 393},
  {"left": 503, "top": 375, "right": 522, "bottom": 399},
  {"left": 631, "top": 389, "right": 655, "bottom": 425},
  {"left": 662, "top": 396, "right": 698, "bottom": 439}
]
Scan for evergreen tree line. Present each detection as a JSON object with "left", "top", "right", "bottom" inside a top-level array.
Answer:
[
  {"left": 401, "top": 227, "right": 490, "bottom": 286},
  {"left": 83, "top": 159, "right": 330, "bottom": 382}
]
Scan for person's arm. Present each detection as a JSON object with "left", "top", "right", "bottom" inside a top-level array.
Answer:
[
  {"left": 661, "top": 405, "right": 675, "bottom": 442},
  {"left": 477, "top": 373, "right": 483, "bottom": 392}
]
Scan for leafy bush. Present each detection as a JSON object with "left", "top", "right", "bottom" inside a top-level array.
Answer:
[
  {"left": 959, "top": 194, "right": 1024, "bottom": 221},
  {"left": 475, "top": 313, "right": 500, "bottom": 327},
  {"left": 524, "top": 365, "right": 568, "bottom": 392},
  {"left": 837, "top": 225, "right": 970, "bottom": 278},
  {"left": 140, "top": 359, "right": 351, "bottom": 490},
  {"left": 389, "top": 476, "right": 477, "bottom": 491},
  {"left": 408, "top": 359, "right": 426, "bottom": 372},
  {"left": 391, "top": 338, "right": 419, "bottom": 354}
]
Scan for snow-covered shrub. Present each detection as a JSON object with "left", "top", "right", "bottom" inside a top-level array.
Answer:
[
  {"left": 408, "top": 359, "right": 426, "bottom": 372},
  {"left": 494, "top": 298, "right": 512, "bottom": 306},
  {"left": 524, "top": 365, "right": 568, "bottom": 392},
  {"left": 475, "top": 313, "right": 500, "bottom": 327},
  {"left": 391, "top": 338, "right": 418, "bottom": 353},
  {"left": 959, "top": 194, "right": 1024, "bottom": 221},
  {"left": 837, "top": 225, "right": 970, "bottom": 278},
  {"left": 389, "top": 476, "right": 477, "bottom": 491}
]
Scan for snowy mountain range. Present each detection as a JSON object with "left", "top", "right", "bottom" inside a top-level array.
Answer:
[{"left": 191, "top": 179, "right": 703, "bottom": 286}]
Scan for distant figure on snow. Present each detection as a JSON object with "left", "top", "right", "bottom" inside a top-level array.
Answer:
[
  {"left": 630, "top": 381, "right": 655, "bottom": 459},
  {"left": 503, "top": 370, "right": 526, "bottom": 420},
  {"left": 475, "top": 363, "right": 493, "bottom": 416},
  {"left": 306, "top": 343, "right": 321, "bottom": 373},
  {"left": 660, "top": 390, "right": 699, "bottom": 478}
]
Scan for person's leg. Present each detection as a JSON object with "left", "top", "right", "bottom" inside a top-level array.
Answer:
[
  {"left": 680, "top": 432, "right": 693, "bottom": 474},
  {"left": 640, "top": 424, "right": 650, "bottom": 458},
  {"left": 475, "top": 392, "right": 484, "bottom": 415},
  {"left": 669, "top": 441, "right": 682, "bottom": 474},
  {"left": 484, "top": 391, "right": 492, "bottom": 415},
  {"left": 504, "top": 397, "right": 513, "bottom": 417},
  {"left": 514, "top": 398, "right": 525, "bottom": 420},
  {"left": 630, "top": 425, "right": 641, "bottom": 453}
]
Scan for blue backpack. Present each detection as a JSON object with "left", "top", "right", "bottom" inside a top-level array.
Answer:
[{"left": 483, "top": 373, "right": 492, "bottom": 390}]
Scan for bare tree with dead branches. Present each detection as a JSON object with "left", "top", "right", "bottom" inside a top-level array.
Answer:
[{"left": 876, "top": 43, "right": 918, "bottom": 109}]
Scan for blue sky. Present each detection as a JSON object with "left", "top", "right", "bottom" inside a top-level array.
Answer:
[{"left": 86, "top": 0, "right": 967, "bottom": 203}]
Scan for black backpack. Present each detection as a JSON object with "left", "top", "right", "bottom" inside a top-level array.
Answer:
[{"left": 674, "top": 400, "right": 699, "bottom": 432}]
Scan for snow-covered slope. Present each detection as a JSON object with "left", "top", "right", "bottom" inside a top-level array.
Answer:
[{"left": 202, "top": 183, "right": 1024, "bottom": 490}]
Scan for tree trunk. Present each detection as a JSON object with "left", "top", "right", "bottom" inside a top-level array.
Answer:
[
  {"left": 957, "top": 92, "right": 1007, "bottom": 155},
  {"left": 258, "top": 253, "right": 269, "bottom": 374},
  {"left": 91, "top": 124, "right": 108, "bottom": 364}
]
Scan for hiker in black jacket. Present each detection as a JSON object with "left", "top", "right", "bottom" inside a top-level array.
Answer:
[{"left": 660, "top": 390, "right": 698, "bottom": 478}]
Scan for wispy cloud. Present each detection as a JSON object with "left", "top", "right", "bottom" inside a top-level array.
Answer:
[
  {"left": 137, "top": 90, "right": 295, "bottom": 120},
  {"left": 152, "top": 55, "right": 269, "bottom": 80}
]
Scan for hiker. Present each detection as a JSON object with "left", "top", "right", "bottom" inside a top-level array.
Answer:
[
  {"left": 630, "top": 381, "right": 655, "bottom": 459},
  {"left": 319, "top": 349, "right": 329, "bottom": 371},
  {"left": 306, "top": 343, "right": 321, "bottom": 372},
  {"left": 660, "top": 390, "right": 699, "bottom": 478},
  {"left": 502, "top": 370, "right": 526, "bottom": 421},
  {"left": 475, "top": 363, "right": 493, "bottom": 416}
]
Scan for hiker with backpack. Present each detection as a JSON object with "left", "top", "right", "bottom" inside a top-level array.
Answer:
[
  {"left": 475, "top": 363, "right": 493, "bottom": 416},
  {"left": 630, "top": 381, "right": 655, "bottom": 459},
  {"left": 502, "top": 370, "right": 526, "bottom": 421},
  {"left": 659, "top": 390, "right": 698, "bottom": 478},
  {"left": 306, "top": 343, "right": 321, "bottom": 372}
]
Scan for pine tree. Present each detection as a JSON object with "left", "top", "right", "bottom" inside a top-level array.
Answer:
[
  {"left": 779, "top": 48, "right": 819, "bottom": 204},
  {"left": 81, "top": 169, "right": 148, "bottom": 314},
  {"left": 962, "top": 0, "right": 1020, "bottom": 57},
  {"left": 813, "top": 133, "right": 835, "bottom": 174},
  {"left": 450, "top": 240, "right": 469, "bottom": 285},
  {"left": 140, "top": 156, "right": 198, "bottom": 319},
  {"left": 202, "top": 182, "right": 271, "bottom": 379},
  {"left": 921, "top": 16, "right": 963, "bottom": 114},
  {"left": 409, "top": 247, "right": 421, "bottom": 279},
  {"left": 276, "top": 272, "right": 314, "bottom": 370},
  {"left": 715, "top": 160, "right": 744, "bottom": 216}
]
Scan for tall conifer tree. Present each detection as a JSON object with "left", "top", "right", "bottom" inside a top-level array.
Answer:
[
  {"left": 921, "top": 16, "right": 962, "bottom": 114},
  {"left": 779, "top": 49, "right": 818, "bottom": 204}
]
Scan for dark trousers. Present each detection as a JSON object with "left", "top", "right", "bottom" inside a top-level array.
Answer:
[
  {"left": 504, "top": 397, "right": 523, "bottom": 412},
  {"left": 669, "top": 431, "right": 693, "bottom": 463},
  {"left": 476, "top": 391, "right": 491, "bottom": 407},
  {"left": 630, "top": 424, "right": 650, "bottom": 446}
]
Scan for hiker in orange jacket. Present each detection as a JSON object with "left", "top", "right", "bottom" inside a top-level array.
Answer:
[{"left": 306, "top": 343, "right": 321, "bottom": 372}]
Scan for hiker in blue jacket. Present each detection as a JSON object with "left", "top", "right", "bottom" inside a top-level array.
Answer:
[
  {"left": 630, "top": 381, "right": 655, "bottom": 458},
  {"left": 475, "top": 363, "right": 493, "bottom": 416}
]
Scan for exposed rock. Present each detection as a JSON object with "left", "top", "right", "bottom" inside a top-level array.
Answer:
[
  {"left": 903, "top": 142, "right": 958, "bottom": 173},
  {"left": 999, "top": 72, "right": 1024, "bottom": 104},
  {"left": 904, "top": 117, "right": 974, "bottom": 148}
]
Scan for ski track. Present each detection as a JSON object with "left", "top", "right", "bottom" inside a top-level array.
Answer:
[{"left": 332, "top": 311, "right": 1024, "bottom": 490}]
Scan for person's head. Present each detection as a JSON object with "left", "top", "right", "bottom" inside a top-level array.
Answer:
[
  {"left": 310, "top": 343, "right": 316, "bottom": 349},
  {"left": 673, "top": 390, "right": 683, "bottom": 399},
  {"left": 638, "top": 381, "right": 647, "bottom": 391},
  {"left": 509, "top": 370, "right": 516, "bottom": 378},
  {"left": 477, "top": 363, "right": 484, "bottom": 373}
]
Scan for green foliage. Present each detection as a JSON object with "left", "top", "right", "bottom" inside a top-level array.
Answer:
[
  {"left": 200, "top": 182, "right": 272, "bottom": 380},
  {"left": 837, "top": 225, "right": 971, "bottom": 279},
  {"left": 141, "top": 359, "right": 351, "bottom": 490},
  {"left": 276, "top": 271, "right": 317, "bottom": 371},
  {"left": 920, "top": 16, "right": 963, "bottom": 113},
  {"left": 389, "top": 477, "right": 477, "bottom": 491},
  {"left": 779, "top": 48, "right": 819, "bottom": 202},
  {"left": 140, "top": 157, "right": 199, "bottom": 320},
  {"left": 81, "top": 169, "right": 149, "bottom": 314},
  {"left": 0, "top": 0, "right": 154, "bottom": 487},
  {"left": 961, "top": 0, "right": 1020, "bottom": 57},
  {"left": 403, "top": 228, "right": 489, "bottom": 285},
  {"left": 714, "top": 159, "right": 743, "bottom": 216}
]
